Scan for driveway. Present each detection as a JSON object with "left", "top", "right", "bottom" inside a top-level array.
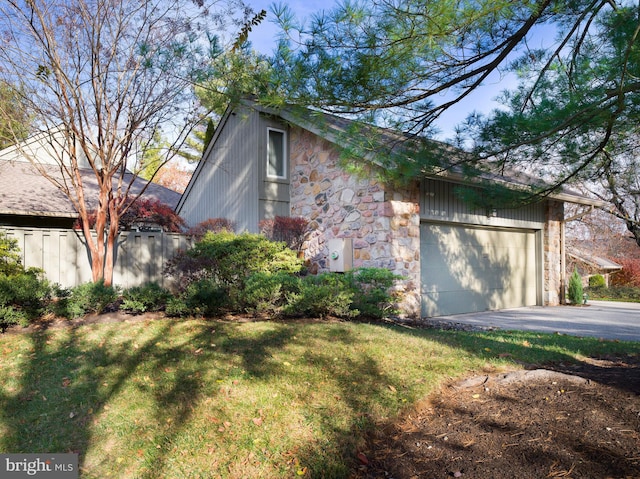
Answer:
[{"left": 432, "top": 300, "right": 640, "bottom": 342}]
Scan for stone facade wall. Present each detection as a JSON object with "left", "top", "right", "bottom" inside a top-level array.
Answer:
[
  {"left": 289, "top": 127, "right": 421, "bottom": 316},
  {"left": 544, "top": 200, "right": 564, "bottom": 305}
]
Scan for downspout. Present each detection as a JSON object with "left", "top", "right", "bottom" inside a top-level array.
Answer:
[{"left": 561, "top": 205, "right": 594, "bottom": 304}]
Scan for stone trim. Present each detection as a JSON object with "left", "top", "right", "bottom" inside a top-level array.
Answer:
[{"left": 289, "top": 127, "right": 421, "bottom": 316}]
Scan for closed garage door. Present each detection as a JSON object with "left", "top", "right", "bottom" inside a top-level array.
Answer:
[{"left": 421, "top": 223, "right": 539, "bottom": 317}]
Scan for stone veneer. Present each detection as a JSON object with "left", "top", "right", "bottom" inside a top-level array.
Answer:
[
  {"left": 289, "top": 126, "right": 566, "bottom": 316},
  {"left": 289, "top": 127, "right": 422, "bottom": 316},
  {"left": 544, "top": 200, "right": 564, "bottom": 305}
]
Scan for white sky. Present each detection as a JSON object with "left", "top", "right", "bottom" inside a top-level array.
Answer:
[{"left": 242, "top": 0, "right": 516, "bottom": 141}]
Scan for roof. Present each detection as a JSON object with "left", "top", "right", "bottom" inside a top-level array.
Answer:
[
  {"left": 244, "top": 99, "right": 605, "bottom": 208},
  {"left": 0, "top": 149, "right": 181, "bottom": 220},
  {"left": 568, "top": 249, "right": 623, "bottom": 271}
]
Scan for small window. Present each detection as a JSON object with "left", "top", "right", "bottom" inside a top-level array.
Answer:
[{"left": 267, "top": 128, "right": 286, "bottom": 179}]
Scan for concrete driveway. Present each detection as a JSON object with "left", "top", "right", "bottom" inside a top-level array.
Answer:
[{"left": 433, "top": 300, "right": 640, "bottom": 342}]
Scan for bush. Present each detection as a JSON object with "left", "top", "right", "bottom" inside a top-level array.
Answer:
[
  {"left": 567, "top": 268, "right": 584, "bottom": 305},
  {"left": 165, "top": 231, "right": 304, "bottom": 308},
  {"left": 259, "top": 216, "right": 309, "bottom": 251},
  {"left": 165, "top": 279, "right": 226, "bottom": 318},
  {"left": 285, "top": 273, "right": 356, "bottom": 318},
  {"left": 588, "top": 285, "right": 640, "bottom": 302},
  {"left": 240, "top": 272, "right": 301, "bottom": 316},
  {"left": 345, "top": 268, "right": 402, "bottom": 318},
  {"left": 185, "top": 218, "right": 235, "bottom": 239},
  {"left": 121, "top": 282, "right": 171, "bottom": 314},
  {"left": 588, "top": 274, "right": 606, "bottom": 290},
  {"left": 611, "top": 258, "right": 640, "bottom": 288},
  {"left": 60, "top": 280, "right": 120, "bottom": 319},
  {"left": 0, "top": 269, "right": 52, "bottom": 329},
  {"left": 0, "top": 231, "right": 24, "bottom": 276},
  {"left": 240, "top": 267, "right": 402, "bottom": 319}
]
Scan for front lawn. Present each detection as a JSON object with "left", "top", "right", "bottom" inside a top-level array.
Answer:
[{"left": 1, "top": 318, "right": 638, "bottom": 478}]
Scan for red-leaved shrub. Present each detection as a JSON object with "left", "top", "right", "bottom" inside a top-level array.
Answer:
[
  {"left": 185, "top": 218, "right": 235, "bottom": 240},
  {"left": 610, "top": 258, "right": 640, "bottom": 287},
  {"left": 259, "top": 216, "right": 309, "bottom": 251}
]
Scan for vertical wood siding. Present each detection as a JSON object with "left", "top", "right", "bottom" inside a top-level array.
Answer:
[
  {"left": 420, "top": 178, "right": 546, "bottom": 228},
  {"left": 179, "top": 106, "right": 262, "bottom": 232},
  {"left": 1, "top": 227, "right": 191, "bottom": 289}
]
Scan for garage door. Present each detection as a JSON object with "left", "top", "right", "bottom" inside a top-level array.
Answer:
[{"left": 421, "top": 223, "right": 539, "bottom": 316}]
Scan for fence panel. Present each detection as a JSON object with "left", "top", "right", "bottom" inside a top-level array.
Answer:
[{"left": 0, "top": 227, "right": 191, "bottom": 289}]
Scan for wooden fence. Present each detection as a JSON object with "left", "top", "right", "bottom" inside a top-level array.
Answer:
[{"left": 0, "top": 227, "right": 191, "bottom": 289}]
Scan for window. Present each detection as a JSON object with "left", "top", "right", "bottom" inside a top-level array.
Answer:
[{"left": 267, "top": 128, "right": 286, "bottom": 179}]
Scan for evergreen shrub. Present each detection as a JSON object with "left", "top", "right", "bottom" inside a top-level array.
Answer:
[
  {"left": 60, "top": 280, "right": 120, "bottom": 318},
  {"left": 568, "top": 269, "right": 584, "bottom": 305},
  {"left": 121, "top": 282, "right": 171, "bottom": 314}
]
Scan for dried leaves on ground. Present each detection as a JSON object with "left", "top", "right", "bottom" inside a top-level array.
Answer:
[{"left": 356, "top": 354, "right": 640, "bottom": 479}]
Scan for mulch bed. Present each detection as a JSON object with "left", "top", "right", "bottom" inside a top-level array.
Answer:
[{"left": 355, "top": 353, "right": 640, "bottom": 479}]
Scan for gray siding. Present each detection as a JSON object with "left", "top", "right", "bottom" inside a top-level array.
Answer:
[
  {"left": 420, "top": 178, "right": 545, "bottom": 229},
  {"left": 258, "top": 118, "right": 291, "bottom": 223},
  {"left": 178, "top": 107, "right": 262, "bottom": 232},
  {"left": 178, "top": 107, "right": 291, "bottom": 233},
  {"left": 1, "top": 227, "right": 190, "bottom": 289}
]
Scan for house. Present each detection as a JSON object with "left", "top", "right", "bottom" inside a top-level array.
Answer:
[
  {"left": 0, "top": 130, "right": 185, "bottom": 289},
  {"left": 0, "top": 129, "right": 181, "bottom": 228},
  {"left": 567, "top": 248, "right": 622, "bottom": 287},
  {"left": 177, "top": 100, "right": 603, "bottom": 317}
]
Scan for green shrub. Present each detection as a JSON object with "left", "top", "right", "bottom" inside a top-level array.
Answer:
[
  {"left": 588, "top": 274, "right": 606, "bottom": 289},
  {"left": 165, "top": 296, "right": 190, "bottom": 318},
  {"left": 285, "top": 273, "right": 356, "bottom": 319},
  {"left": 567, "top": 268, "right": 584, "bottom": 305},
  {"left": 60, "top": 280, "right": 120, "bottom": 319},
  {"left": 0, "top": 231, "right": 24, "bottom": 276},
  {"left": 588, "top": 285, "right": 640, "bottom": 302},
  {"left": 166, "top": 231, "right": 304, "bottom": 308},
  {"left": 241, "top": 268, "right": 403, "bottom": 319},
  {"left": 240, "top": 271, "right": 301, "bottom": 316},
  {"left": 0, "top": 269, "right": 52, "bottom": 329},
  {"left": 121, "top": 282, "right": 171, "bottom": 314},
  {"left": 166, "top": 279, "right": 226, "bottom": 318},
  {"left": 345, "top": 268, "right": 402, "bottom": 318}
]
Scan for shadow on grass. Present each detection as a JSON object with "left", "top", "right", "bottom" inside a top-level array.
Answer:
[
  {"left": 2, "top": 317, "right": 638, "bottom": 478},
  {"left": 0, "top": 318, "right": 402, "bottom": 478},
  {"left": 0, "top": 319, "right": 233, "bottom": 477},
  {"left": 387, "top": 319, "right": 640, "bottom": 390}
]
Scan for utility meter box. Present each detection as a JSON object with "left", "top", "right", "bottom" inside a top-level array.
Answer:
[{"left": 327, "top": 238, "right": 353, "bottom": 273}]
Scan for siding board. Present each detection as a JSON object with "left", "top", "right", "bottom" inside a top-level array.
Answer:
[{"left": 420, "top": 178, "right": 545, "bottom": 229}]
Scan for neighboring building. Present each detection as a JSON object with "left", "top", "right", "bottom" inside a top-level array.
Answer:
[
  {"left": 567, "top": 248, "right": 622, "bottom": 287},
  {"left": 0, "top": 129, "right": 181, "bottom": 228},
  {"left": 177, "top": 100, "right": 602, "bottom": 317}
]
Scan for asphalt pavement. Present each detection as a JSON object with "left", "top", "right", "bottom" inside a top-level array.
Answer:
[{"left": 432, "top": 300, "right": 640, "bottom": 342}]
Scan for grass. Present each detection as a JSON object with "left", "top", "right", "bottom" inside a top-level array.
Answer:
[{"left": 0, "top": 318, "right": 639, "bottom": 478}]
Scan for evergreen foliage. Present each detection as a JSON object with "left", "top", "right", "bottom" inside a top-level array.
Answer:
[{"left": 568, "top": 269, "right": 584, "bottom": 305}]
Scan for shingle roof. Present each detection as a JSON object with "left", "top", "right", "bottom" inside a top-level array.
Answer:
[
  {"left": 568, "top": 249, "right": 623, "bottom": 271},
  {"left": 0, "top": 159, "right": 181, "bottom": 219},
  {"left": 245, "top": 99, "right": 605, "bottom": 207}
]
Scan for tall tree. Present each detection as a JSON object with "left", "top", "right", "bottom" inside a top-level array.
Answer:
[
  {"left": 0, "top": 0, "right": 250, "bottom": 285},
  {"left": 471, "top": 4, "right": 640, "bottom": 246},
  {"left": 268, "top": 2, "right": 636, "bottom": 181}
]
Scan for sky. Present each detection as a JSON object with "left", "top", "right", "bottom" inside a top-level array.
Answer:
[{"left": 241, "top": 0, "right": 516, "bottom": 141}]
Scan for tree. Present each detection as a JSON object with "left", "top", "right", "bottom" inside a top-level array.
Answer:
[
  {"left": 0, "top": 81, "right": 31, "bottom": 149},
  {"left": 266, "top": 0, "right": 640, "bottom": 186},
  {"left": 471, "top": 5, "right": 640, "bottom": 246},
  {"left": 0, "top": 0, "right": 251, "bottom": 286},
  {"left": 270, "top": 1, "right": 640, "bottom": 245}
]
